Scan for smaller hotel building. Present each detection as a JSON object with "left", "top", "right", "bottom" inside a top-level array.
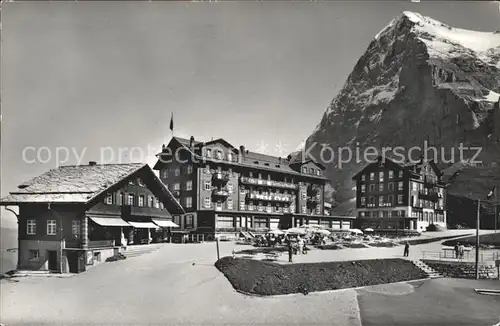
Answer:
[
  {"left": 0, "top": 163, "right": 184, "bottom": 273},
  {"left": 353, "top": 156, "right": 446, "bottom": 231}
]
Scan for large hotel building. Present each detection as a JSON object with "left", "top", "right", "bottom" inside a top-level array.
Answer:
[
  {"left": 353, "top": 156, "right": 446, "bottom": 231},
  {"left": 154, "top": 136, "right": 355, "bottom": 238}
]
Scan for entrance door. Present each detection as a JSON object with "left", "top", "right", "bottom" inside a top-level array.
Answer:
[
  {"left": 47, "top": 250, "right": 58, "bottom": 271},
  {"left": 66, "top": 251, "right": 79, "bottom": 273}
]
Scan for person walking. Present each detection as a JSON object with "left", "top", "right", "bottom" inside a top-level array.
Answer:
[
  {"left": 288, "top": 241, "right": 293, "bottom": 263},
  {"left": 454, "top": 243, "right": 460, "bottom": 259},
  {"left": 403, "top": 241, "right": 410, "bottom": 257},
  {"left": 458, "top": 243, "right": 465, "bottom": 261}
]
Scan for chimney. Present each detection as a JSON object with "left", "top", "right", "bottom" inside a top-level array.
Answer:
[
  {"left": 190, "top": 136, "right": 195, "bottom": 148},
  {"left": 89, "top": 161, "right": 97, "bottom": 166}
]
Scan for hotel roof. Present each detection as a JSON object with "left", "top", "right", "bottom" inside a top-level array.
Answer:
[
  {"left": 157, "top": 136, "right": 329, "bottom": 180},
  {"left": 0, "top": 163, "right": 185, "bottom": 212}
]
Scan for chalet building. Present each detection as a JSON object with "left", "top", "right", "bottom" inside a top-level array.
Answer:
[
  {"left": 352, "top": 156, "right": 446, "bottom": 231},
  {"left": 153, "top": 137, "right": 354, "bottom": 239},
  {"left": 0, "top": 162, "right": 184, "bottom": 273}
]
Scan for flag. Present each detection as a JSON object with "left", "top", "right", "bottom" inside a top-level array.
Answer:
[
  {"left": 487, "top": 186, "right": 496, "bottom": 200},
  {"left": 169, "top": 113, "right": 174, "bottom": 132}
]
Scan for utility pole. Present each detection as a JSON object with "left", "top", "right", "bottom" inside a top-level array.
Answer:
[{"left": 475, "top": 199, "right": 480, "bottom": 280}]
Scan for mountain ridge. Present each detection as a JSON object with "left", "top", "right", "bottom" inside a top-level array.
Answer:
[{"left": 297, "top": 11, "right": 500, "bottom": 217}]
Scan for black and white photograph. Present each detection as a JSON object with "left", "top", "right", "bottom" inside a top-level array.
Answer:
[{"left": 1, "top": 1, "right": 500, "bottom": 325}]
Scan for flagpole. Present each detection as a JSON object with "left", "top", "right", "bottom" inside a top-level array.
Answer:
[{"left": 475, "top": 198, "right": 480, "bottom": 279}]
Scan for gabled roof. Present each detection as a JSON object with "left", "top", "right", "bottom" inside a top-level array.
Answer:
[
  {"left": 0, "top": 163, "right": 185, "bottom": 213},
  {"left": 352, "top": 156, "right": 404, "bottom": 180},
  {"left": 204, "top": 138, "right": 236, "bottom": 149},
  {"left": 155, "top": 136, "right": 328, "bottom": 179}
]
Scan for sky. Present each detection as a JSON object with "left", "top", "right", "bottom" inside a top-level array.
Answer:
[{"left": 1, "top": 1, "right": 499, "bottom": 227}]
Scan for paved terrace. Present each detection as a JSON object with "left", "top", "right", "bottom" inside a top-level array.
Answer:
[{"left": 1, "top": 230, "right": 499, "bottom": 326}]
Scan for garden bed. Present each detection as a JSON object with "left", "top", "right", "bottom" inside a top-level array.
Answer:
[
  {"left": 215, "top": 257, "right": 427, "bottom": 296},
  {"left": 442, "top": 233, "right": 500, "bottom": 248},
  {"left": 342, "top": 243, "right": 369, "bottom": 249},
  {"left": 367, "top": 242, "right": 399, "bottom": 248},
  {"left": 317, "top": 244, "right": 343, "bottom": 250},
  {"left": 399, "top": 234, "right": 473, "bottom": 246}
]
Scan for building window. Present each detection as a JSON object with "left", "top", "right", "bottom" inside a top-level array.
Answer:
[
  {"left": 379, "top": 183, "right": 384, "bottom": 191},
  {"left": 47, "top": 220, "right": 57, "bottom": 235},
  {"left": 206, "top": 148, "right": 212, "bottom": 157},
  {"left": 398, "top": 182, "right": 404, "bottom": 191},
  {"left": 370, "top": 172, "right": 375, "bottom": 180},
  {"left": 187, "top": 165, "right": 193, "bottom": 174},
  {"left": 204, "top": 181, "right": 211, "bottom": 191},
  {"left": 302, "top": 167, "right": 307, "bottom": 173},
  {"left": 204, "top": 197, "right": 211, "bottom": 208},
  {"left": 389, "top": 170, "right": 394, "bottom": 179},
  {"left": 379, "top": 171, "right": 384, "bottom": 181},
  {"left": 105, "top": 193, "right": 113, "bottom": 205},
  {"left": 128, "top": 194, "right": 135, "bottom": 206},
  {"left": 173, "top": 183, "right": 180, "bottom": 191},
  {"left": 27, "top": 220, "right": 36, "bottom": 235},
  {"left": 361, "top": 197, "right": 366, "bottom": 206},
  {"left": 227, "top": 199, "right": 233, "bottom": 210},
  {"left": 29, "top": 250, "right": 40, "bottom": 260},
  {"left": 159, "top": 201, "right": 164, "bottom": 209},
  {"left": 378, "top": 211, "right": 384, "bottom": 218},
  {"left": 302, "top": 204, "right": 307, "bottom": 213},
  {"left": 149, "top": 196, "right": 154, "bottom": 207},
  {"left": 369, "top": 184, "right": 375, "bottom": 192},
  {"left": 398, "top": 170, "right": 403, "bottom": 178},
  {"left": 412, "top": 182, "right": 418, "bottom": 191},
  {"left": 119, "top": 192, "right": 124, "bottom": 205},
  {"left": 361, "top": 184, "right": 366, "bottom": 193},
  {"left": 398, "top": 195, "right": 404, "bottom": 204},
  {"left": 361, "top": 175, "right": 366, "bottom": 181},
  {"left": 185, "top": 214, "right": 194, "bottom": 229},
  {"left": 301, "top": 191, "right": 306, "bottom": 200},
  {"left": 138, "top": 195, "right": 145, "bottom": 207},
  {"left": 316, "top": 170, "right": 320, "bottom": 176},
  {"left": 217, "top": 216, "right": 234, "bottom": 228},
  {"left": 379, "top": 196, "right": 384, "bottom": 205},
  {"left": 315, "top": 205, "right": 321, "bottom": 215},
  {"left": 254, "top": 217, "right": 268, "bottom": 228},
  {"left": 185, "top": 197, "right": 192, "bottom": 208},
  {"left": 388, "top": 195, "right": 393, "bottom": 205},
  {"left": 215, "top": 202, "right": 223, "bottom": 211},
  {"left": 186, "top": 181, "right": 193, "bottom": 191},
  {"left": 174, "top": 168, "right": 180, "bottom": 176},
  {"left": 72, "top": 220, "right": 80, "bottom": 238},
  {"left": 227, "top": 153, "right": 232, "bottom": 161},
  {"left": 227, "top": 183, "right": 233, "bottom": 193},
  {"left": 162, "top": 169, "right": 168, "bottom": 178},
  {"left": 388, "top": 182, "right": 394, "bottom": 191}
]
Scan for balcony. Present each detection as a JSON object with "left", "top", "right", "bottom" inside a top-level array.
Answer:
[
  {"left": 64, "top": 240, "right": 116, "bottom": 249},
  {"left": 240, "top": 177, "right": 298, "bottom": 190},
  {"left": 212, "top": 172, "right": 230, "bottom": 184},
  {"left": 246, "top": 192, "right": 293, "bottom": 202},
  {"left": 419, "top": 191, "right": 439, "bottom": 202},
  {"left": 212, "top": 189, "right": 230, "bottom": 199}
]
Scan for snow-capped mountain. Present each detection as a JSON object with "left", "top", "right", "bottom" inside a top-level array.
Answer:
[{"left": 301, "top": 11, "right": 500, "bottom": 215}]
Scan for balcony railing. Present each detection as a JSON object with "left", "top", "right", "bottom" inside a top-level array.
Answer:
[
  {"left": 246, "top": 193, "right": 293, "bottom": 202},
  {"left": 212, "top": 189, "right": 230, "bottom": 198},
  {"left": 212, "top": 172, "right": 230, "bottom": 184},
  {"left": 240, "top": 177, "right": 298, "bottom": 190},
  {"left": 419, "top": 191, "right": 439, "bottom": 202},
  {"left": 64, "top": 239, "right": 115, "bottom": 249}
]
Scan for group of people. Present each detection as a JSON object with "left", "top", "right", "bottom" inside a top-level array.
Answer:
[
  {"left": 254, "top": 234, "right": 285, "bottom": 247},
  {"left": 287, "top": 236, "right": 307, "bottom": 263}
]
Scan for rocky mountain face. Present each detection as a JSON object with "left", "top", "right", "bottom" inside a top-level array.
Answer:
[{"left": 299, "top": 12, "right": 500, "bottom": 218}]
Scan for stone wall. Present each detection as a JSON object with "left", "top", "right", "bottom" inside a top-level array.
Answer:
[{"left": 423, "top": 260, "right": 499, "bottom": 279}]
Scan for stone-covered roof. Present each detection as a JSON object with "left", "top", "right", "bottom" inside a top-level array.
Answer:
[{"left": 0, "top": 163, "right": 184, "bottom": 212}]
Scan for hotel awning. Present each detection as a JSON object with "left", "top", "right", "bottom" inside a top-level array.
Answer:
[
  {"left": 88, "top": 215, "right": 131, "bottom": 227},
  {"left": 127, "top": 221, "right": 158, "bottom": 229},
  {"left": 152, "top": 219, "right": 179, "bottom": 228}
]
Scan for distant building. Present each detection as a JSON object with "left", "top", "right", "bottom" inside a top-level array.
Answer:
[
  {"left": 153, "top": 136, "right": 354, "bottom": 238},
  {"left": 324, "top": 202, "right": 333, "bottom": 216},
  {"left": 0, "top": 162, "right": 184, "bottom": 273},
  {"left": 352, "top": 156, "right": 446, "bottom": 231}
]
